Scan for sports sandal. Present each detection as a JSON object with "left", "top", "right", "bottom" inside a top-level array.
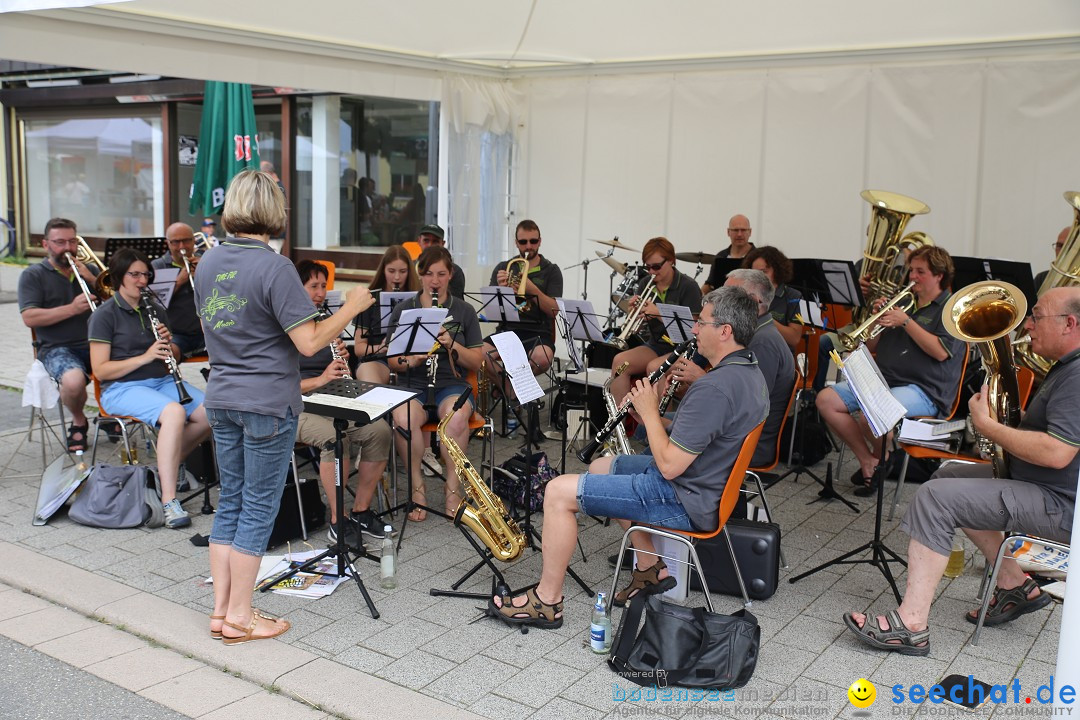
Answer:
[
  {"left": 843, "top": 609, "right": 930, "bottom": 656},
  {"left": 613, "top": 559, "right": 677, "bottom": 607},
  {"left": 489, "top": 587, "right": 564, "bottom": 629},
  {"left": 221, "top": 613, "right": 291, "bottom": 646},
  {"left": 67, "top": 423, "right": 88, "bottom": 453},
  {"left": 209, "top": 614, "right": 224, "bottom": 640},
  {"left": 965, "top": 577, "right": 1052, "bottom": 626}
]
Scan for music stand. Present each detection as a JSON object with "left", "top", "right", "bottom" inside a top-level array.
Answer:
[
  {"left": 656, "top": 303, "right": 695, "bottom": 345},
  {"left": 104, "top": 237, "right": 168, "bottom": 264},
  {"left": 260, "top": 379, "right": 418, "bottom": 619},
  {"left": 951, "top": 256, "right": 1037, "bottom": 311},
  {"left": 705, "top": 257, "right": 743, "bottom": 289},
  {"left": 788, "top": 346, "right": 908, "bottom": 603},
  {"left": 555, "top": 299, "right": 606, "bottom": 466}
]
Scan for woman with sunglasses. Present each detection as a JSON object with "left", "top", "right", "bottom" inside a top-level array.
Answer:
[
  {"left": 87, "top": 248, "right": 211, "bottom": 530},
  {"left": 608, "top": 237, "right": 702, "bottom": 407}
]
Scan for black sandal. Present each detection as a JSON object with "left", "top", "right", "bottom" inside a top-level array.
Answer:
[
  {"left": 613, "top": 560, "right": 677, "bottom": 607},
  {"left": 853, "top": 477, "right": 880, "bottom": 497},
  {"left": 67, "top": 423, "right": 88, "bottom": 453},
  {"left": 843, "top": 610, "right": 930, "bottom": 656},
  {"left": 966, "top": 577, "right": 1052, "bottom": 626},
  {"left": 489, "top": 587, "right": 564, "bottom": 629}
]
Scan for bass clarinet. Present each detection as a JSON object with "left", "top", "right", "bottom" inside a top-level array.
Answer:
[
  {"left": 139, "top": 288, "right": 192, "bottom": 405},
  {"left": 577, "top": 339, "right": 696, "bottom": 463}
]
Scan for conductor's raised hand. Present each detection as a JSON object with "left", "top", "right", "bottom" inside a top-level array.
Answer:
[{"left": 345, "top": 286, "right": 374, "bottom": 314}]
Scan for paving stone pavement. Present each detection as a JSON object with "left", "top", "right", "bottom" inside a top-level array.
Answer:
[{"left": 0, "top": 290, "right": 1066, "bottom": 720}]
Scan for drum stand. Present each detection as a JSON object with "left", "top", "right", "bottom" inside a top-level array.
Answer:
[{"left": 787, "top": 435, "right": 906, "bottom": 603}]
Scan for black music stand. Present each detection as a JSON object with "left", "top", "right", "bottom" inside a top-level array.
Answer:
[
  {"left": 104, "top": 237, "right": 168, "bottom": 264},
  {"left": 555, "top": 300, "right": 607, "bottom": 469},
  {"left": 951, "top": 256, "right": 1037, "bottom": 311},
  {"left": 259, "top": 379, "right": 418, "bottom": 619},
  {"left": 788, "top": 347, "right": 907, "bottom": 603}
]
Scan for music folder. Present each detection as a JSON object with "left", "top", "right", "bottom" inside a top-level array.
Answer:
[{"left": 303, "top": 380, "right": 419, "bottom": 424}]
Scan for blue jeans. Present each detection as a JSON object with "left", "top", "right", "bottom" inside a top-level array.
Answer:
[
  {"left": 577, "top": 454, "right": 694, "bottom": 531},
  {"left": 831, "top": 381, "right": 940, "bottom": 418},
  {"left": 207, "top": 407, "right": 298, "bottom": 556}
]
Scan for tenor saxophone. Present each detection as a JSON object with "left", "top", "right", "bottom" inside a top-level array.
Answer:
[{"left": 438, "top": 391, "right": 525, "bottom": 561}]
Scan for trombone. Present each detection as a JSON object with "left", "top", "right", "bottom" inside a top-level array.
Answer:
[
  {"left": 65, "top": 236, "right": 110, "bottom": 311},
  {"left": 179, "top": 232, "right": 213, "bottom": 294}
]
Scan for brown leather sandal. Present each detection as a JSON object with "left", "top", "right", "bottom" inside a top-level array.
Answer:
[
  {"left": 614, "top": 559, "right": 677, "bottom": 607},
  {"left": 221, "top": 613, "right": 291, "bottom": 645},
  {"left": 489, "top": 587, "right": 564, "bottom": 629},
  {"left": 209, "top": 614, "right": 225, "bottom": 640}
]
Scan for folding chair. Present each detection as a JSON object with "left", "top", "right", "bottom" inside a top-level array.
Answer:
[{"left": 89, "top": 375, "right": 157, "bottom": 467}]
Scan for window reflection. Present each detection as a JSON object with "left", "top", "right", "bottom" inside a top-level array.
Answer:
[{"left": 25, "top": 114, "right": 164, "bottom": 237}]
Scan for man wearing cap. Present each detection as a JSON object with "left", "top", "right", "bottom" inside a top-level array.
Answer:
[
  {"left": 201, "top": 218, "right": 218, "bottom": 244},
  {"left": 417, "top": 224, "right": 466, "bottom": 299},
  {"left": 151, "top": 222, "right": 206, "bottom": 356}
]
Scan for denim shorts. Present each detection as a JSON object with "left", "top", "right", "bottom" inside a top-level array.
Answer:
[
  {"left": 831, "top": 381, "right": 940, "bottom": 418},
  {"left": 577, "top": 454, "right": 694, "bottom": 530},
  {"left": 421, "top": 383, "right": 473, "bottom": 424},
  {"left": 39, "top": 346, "right": 90, "bottom": 382},
  {"left": 101, "top": 376, "right": 205, "bottom": 426},
  {"left": 207, "top": 407, "right": 299, "bottom": 556}
]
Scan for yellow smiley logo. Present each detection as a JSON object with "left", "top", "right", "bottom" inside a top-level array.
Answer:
[{"left": 848, "top": 678, "right": 876, "bottom": 708}]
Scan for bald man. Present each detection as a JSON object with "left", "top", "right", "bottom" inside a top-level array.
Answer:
[
  {"left": 702, "top": 214, "right": 756, "bottom": 293},
  {"left": 151, "top": 222, "right": 205, "bottom": 356},
  {"left": 1033, "top": 226, "right": 1072, "bottom": 293}
]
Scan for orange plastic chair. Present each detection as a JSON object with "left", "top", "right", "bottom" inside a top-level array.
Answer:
[
  {"left": 314, "top": 260, "right": 336, "bottom": 290},
  {"left": 89, "top": 374, "right": 157, "bottom": 467},
  {"left": 608, "top": 420, "right": 765, "bottom": 611},
  {"left": 402, "top": 241, "right": 422, "bottom": 260},
  {"left": 418, "top": 369, "right": 495, "bottom": 485}
]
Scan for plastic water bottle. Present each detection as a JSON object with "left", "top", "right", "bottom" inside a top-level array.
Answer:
[
  {"left": 589, "top": 591, "right": 612, "bottom": 653},
  {"left": 379, "top": 527, "right": 397, "bottom": 589},
  {"left": 74, "top": 449, "right": 87, "bottom": 472}
]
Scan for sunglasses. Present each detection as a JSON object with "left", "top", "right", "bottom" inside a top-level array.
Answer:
[
  {"left": 516, "top": 237, "right": 540, "bottom": 246},
  {"left": 644, "top": 260, "right": 668, "bottom": 272}
]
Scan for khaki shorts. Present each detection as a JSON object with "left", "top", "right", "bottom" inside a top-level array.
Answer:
[{"left": 295, "top": 413, "right": 392, "bottom": 464}]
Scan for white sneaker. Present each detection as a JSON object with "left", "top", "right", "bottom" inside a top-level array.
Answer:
[
  {"left": 162, "top": 499, "right": 191, "bottom": 529},
  {"left": 421, "top": 448, "right": 442, "bottom": 477}
]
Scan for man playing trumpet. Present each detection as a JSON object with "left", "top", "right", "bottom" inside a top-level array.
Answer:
[
  {"left": 816, "top": 246, "right": 965, "bottom": 495},
  {"left": 151, "top": 222, "right": 206, "bottom": 357}
]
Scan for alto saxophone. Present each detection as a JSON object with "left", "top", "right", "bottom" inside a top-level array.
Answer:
[
  {"left": 438, "top": 391, "right": 525, "bottom": 561},
  {"left": 601, "top": 362, "right": 633, "bottom": 457}
]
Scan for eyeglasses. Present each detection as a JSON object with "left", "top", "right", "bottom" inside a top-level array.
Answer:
[
  {"left": 1030, "top": 313, "right": 1069, "bottom": 324},
  {"left": 694, "top": 319, "right": 728, "bottom": 329},
  {"left": 728, "top": 228, "right": 750, "bottom": 234},
  {"left": 125, "top": 271, "right": 152, "bottom": 280},
  {"left": 644, "top": 260, "right": 668, "bottom": 272},
  {"left": 516, "top": 237, "right": 540, "bottom": 246}
]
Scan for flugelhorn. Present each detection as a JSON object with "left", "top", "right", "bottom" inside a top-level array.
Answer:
[
  {"left": 505, "top": 254, "right": 530, "bottom": 311},
  {"left": 838, "top": 281, "right": 917, "bottom": 351},
  {"left": 578, "top": 339, "right": 696, "bottom": 463},
  {"left": 139, "top": 288, "right": 192, "bottom": 405},
  {"left": 942, "top": 281, "right": 1026, "bottom": 478}
]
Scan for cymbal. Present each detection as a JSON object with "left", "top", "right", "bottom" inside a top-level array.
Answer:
[
  {"left": 675, "top": 251, "right": 714, "bottom": 264},
  {"left": 595, "top": 251, "right": 627, "bottom": 275},
  {"left": 591, "top": 237, "right": 638, "bottom": 252}
]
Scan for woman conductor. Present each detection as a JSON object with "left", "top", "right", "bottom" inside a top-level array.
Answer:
[{"left": 195, "top": 170, "right": 374, "bottom": 645}]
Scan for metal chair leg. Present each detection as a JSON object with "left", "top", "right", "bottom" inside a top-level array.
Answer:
[{"left": 888, "top": 454, "right": 910, "bottom": 521}]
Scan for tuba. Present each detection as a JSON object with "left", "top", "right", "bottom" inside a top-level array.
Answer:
[
  {"left": 942, "top": 281, "right": 1027, "bottom": 478},
  {"left": 840, "top": 191, "right": 932, "bottom": 340},
  {"left": 438, "top": 390, "right": 526, "bottom": 562},
  {"left": 1015, "top": 191, "right": 1080, "bottom": 380}
]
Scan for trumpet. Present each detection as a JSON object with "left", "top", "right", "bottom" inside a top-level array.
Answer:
[
  {"left": 139, "top": 289, "right": 192, "bottom": 405},
  {"left": 838, "top": 281, "right": 917, "bottom": 351},
  {"left": 607, "top": 275, "right": 657, "bottom": 350},
  {"left": 578, "top": 339, "right": 697, "bottom": 463}
]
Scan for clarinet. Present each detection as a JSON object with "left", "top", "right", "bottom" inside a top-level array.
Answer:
[
  {"left": 577, "top": 339, "right": 696, "bottom": 464},
  {"left": 425, "top": 289, "right": 440, "bottom": 411},
  {"left": 319, "top": 304, "right": 349, "bottom": 379},
  {"left": 139, "top": 289, "right": 192, "bottom": 405}
]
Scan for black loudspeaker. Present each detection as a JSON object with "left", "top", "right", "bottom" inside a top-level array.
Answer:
[
  {"left": 265, "top": 476, "right": 326, "bottom": 551},
  {"left": 688, "top": 518, "right": 781, "bottom": 600}
]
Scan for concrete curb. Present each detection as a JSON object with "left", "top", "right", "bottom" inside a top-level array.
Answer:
[{"left": 0, "top": 541, "right": 481, "bottom": 720}]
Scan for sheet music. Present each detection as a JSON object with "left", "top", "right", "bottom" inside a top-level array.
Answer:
[
  {"left": 304, "top": 392, "right": 390, "bottom": 420},
  {"left": 840, "top": 345, "right": 906, "bottom": 438},
  {"left": 478, "top": 286, "right": 521, "bottom": 323},
  {"left": 797, "top": 299, "right": 825, "bottom": 328},
  {"left": 358, "top": 386, "right": 416, "bottom": 408},
  {"left": 148, "top": 267, "right": 179, "bottom": 307},
  {"left": 387, "top": 308, "right": 448, "bottom": 356},
  {"left": 898, "top": 418, "right": 956, "bottom": 451},
  {"left": 559, "top": 314, "right": 585, "bottom": 372},
  {"left": 822, "top": 260, "right": 861, "bottom": 307},
  {"left": 490, "top": 331, "right": 544, "bottom": 404},
  {"left": 656, "top": 303, "right": 695, "bottom": 343},
  {"left": 324, "top": 290, "right": 343, "bottom": 312},
  {"left": 557, "top": 299, "right": 605, "bottom": 342},
  {"left": 379, "top": 291, "right": 414, "bottom": 331}
]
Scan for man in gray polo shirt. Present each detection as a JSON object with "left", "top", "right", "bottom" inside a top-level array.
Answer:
[
  {"left": 17, "top": 217, "right": 101, "bottom": 451},
  {"left": 845, "top": 285, "right": 1080, "bottom": 657},
  {"left": 491, "top": 286, "right": 767, "bottom": 629},
  {"left": 151, "top": 222, "right": 205, "bottom": 356}
]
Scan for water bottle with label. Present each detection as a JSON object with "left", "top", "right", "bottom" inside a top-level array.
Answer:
[
  {"left": 589, "top": 591, "right": 612, "bottom": 653},
  {"left": 379, "top": 527, "right": 397, "bottom": 589}
]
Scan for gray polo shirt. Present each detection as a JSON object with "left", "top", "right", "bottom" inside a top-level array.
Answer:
[
  {"left": 17, "top": 258, "right": 94, "bottom": 354},
  {"left": 386, "top": 293, "right": 482, "bottom": 391},
  {"left": 489, "top": 255, "right": 563, "bottom": 340},
  {"left": 193, "top": 237, "right": 318, "bottom": 418},
  {"left": 639, "top": 268, "right": 703, "bottom": 343},
  {"left": 769, "top": 284, "right": 802, "bottom": 325},
  {"left": 151, "top": 253, "right": 202, "bottom": 337},
  {"left": 449, "top": 262, "right": 466, "bottom": 300},
  {"left": 667, "top": 348, "right": 768, "bottom": 532},
  {"left": 1010, "top": 348, "right": 1080, "bottom": 501},
  {"left": 875, "top": 290, "right": 965, "bottom": 415},
  {"left": 87, "top": 292, "right": 170, "bottom": 391},
  {"left": 748, "top": 315, "right": 796, "bottom": 466}
]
